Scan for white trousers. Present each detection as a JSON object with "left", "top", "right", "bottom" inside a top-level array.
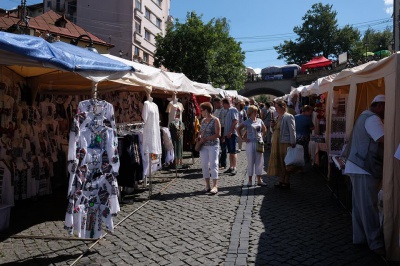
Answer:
[
  {"left": 200, "top": 146, "right": 219, "bottom": 179},
  {"left": 349, "top": 173, "right": 384, "bottom": 250},
  {"left": 246, "top": 142, "right": 264, "bottom": 176}
]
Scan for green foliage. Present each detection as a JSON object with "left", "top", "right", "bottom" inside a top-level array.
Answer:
[
  {"left": 274, "top": 3, "right": 360, "bottom": 65},
  {"left": 154, "top": 12, "right": 246, "bottom": 91}
]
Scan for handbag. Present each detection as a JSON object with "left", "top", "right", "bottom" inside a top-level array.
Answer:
[
  {"left": 284, "top": 144, "right": 305, "bottom": 166},
  {"left": 194, "top": 140, "right": 203, "bottom": 152},
  {"left": 256, "top": 140, "right": 264, "bottom": 153},
  {"left": 195, "top": 118, "right": 213, "bottom": 152}
]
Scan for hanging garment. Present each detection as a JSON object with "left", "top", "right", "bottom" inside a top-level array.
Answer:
[
  {"left": 117, "top": 134, "right": 143, "bottom": 187},
  {"left": 141, "top": 101, "right": 162, "bottom": 155},
  {"left": 65, "top": 99, "right": 120, "bottom": 239}
]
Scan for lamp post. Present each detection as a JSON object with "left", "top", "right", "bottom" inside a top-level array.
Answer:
[
  {"left": 364, "top": 43, "right": 368, "bottom": 62},
  {"left": 391, "top": 40, "right": 395, "bottom": 53},
  {"left": 379, "top": 44, "right": 382, "bottom": 59},
  {"left": 70, "top": 34, "right": 98, "bottom": 53}
]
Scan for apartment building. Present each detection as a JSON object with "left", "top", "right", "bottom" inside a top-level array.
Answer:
[{"left": 44, "top": 0, "right": 172, "bottom": 65}]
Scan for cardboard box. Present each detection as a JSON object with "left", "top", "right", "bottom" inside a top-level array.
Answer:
[{"left": 0, "top": 204, "right": 11, "bottom": 232}]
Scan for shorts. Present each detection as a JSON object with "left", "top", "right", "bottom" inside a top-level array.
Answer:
[{"left": 225, "top": 134, "right": 238, "bottom": 154}]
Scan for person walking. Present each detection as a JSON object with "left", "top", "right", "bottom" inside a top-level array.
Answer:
[
  {"left": 237, "top": 105, "right": 267, "bottom": 187},
  {"left": 197, "top": 102, "right": 221, "bottom": 194},
  {"left": 236, "top": 101, "right": 247, "bottom": 152},
  {"left": 213, "top": 97, "right": 228, "bottom": 170},
  {"left": 295, "top": 105, "right": 314, "bottom": 163},
  {"left": 261, "top": 102, "right": 274, "bottom": 146},
  {"left": 267, "top": 100, "right": 296, "bottom": 189},
  {"left": 344, "top": 95, "right": 385, "bottom": 256},
  {"left": 222, "top": 98, "right": 239, "bottom": 175}
]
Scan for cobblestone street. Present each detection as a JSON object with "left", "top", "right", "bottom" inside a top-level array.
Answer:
[{"left": 0, "top": 150, "right": 389, "bottom": 265}]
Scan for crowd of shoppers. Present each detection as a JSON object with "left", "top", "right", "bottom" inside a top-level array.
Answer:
[{"left": 195, "top": 94, "right": 387, "bottom": 258}]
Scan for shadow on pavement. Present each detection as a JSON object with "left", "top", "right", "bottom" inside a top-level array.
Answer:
[
  {"left": 0, "top": 253, "right": 87, "bottom": 266},
  {"left": 253, "top": 165, "right": 389, "bottom": 265},
  {"left": 2, "top": 186, "right": 67, "bottom": 237}
]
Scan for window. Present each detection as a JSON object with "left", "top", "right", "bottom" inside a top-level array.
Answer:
[
  {"left": 143, "top": 52, "right": 149, "bottom": 63},
  {"left": 135, "top": 21, "right": 141, "bottom": 34},
  {"left": 144, "top": 30, "right": 151, "bottom": 41},
  {"left": 56, "top": 0, "right": 61, "bottom": 11},
  {"left": 134, "top": 46, "right": 140, "bottom": 56},
  {"left": 135, "top": 0, "right": 141, "bottom": 11},
  {"left": 145, "top": 8, "right": 151, "bottom": 20},
  {"left": 155, "top": 0, "right": 162, "bottom": 6},
  {"left": 156, "top": 17, "right": 161, "bottom": 28},
  {"left": 47, "top": 1, "right": 52, "bottom": 8}
]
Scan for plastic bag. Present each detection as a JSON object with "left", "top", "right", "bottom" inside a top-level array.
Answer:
[{"left": 284, "top": 144, "right": 305, "bottom": 166}]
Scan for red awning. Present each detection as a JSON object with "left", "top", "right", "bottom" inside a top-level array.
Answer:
[{"left": 301, "top": 56, "right": 332, "bottom": 73}]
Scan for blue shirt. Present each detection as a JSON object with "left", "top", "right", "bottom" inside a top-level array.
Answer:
[
  {"left": 224, "top": 107, "right": 239, "bottom": 136},
  {"left": 294, "top": 114, "right": 314, "bottom": 136}
]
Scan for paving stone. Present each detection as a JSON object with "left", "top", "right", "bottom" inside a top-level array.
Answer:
[{"left": 0, "top": 151, "right": 390, "bottom": 266}]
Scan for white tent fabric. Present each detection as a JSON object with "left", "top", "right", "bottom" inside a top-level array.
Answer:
[
  {"left": 224, "top": 90, "right": 239, "bottom": 98},
  {"left": 103, "top": 54, "right": 176, "bottom": 92},
  {"left": 193, "top": 82, "right": 220, "bottom": 96}
]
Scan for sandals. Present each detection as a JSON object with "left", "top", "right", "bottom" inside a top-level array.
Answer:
[
  {"left": 203, "top": 187, "right": 211, "bottom": 193},
  {"left": 210, "top": 187, "right": 218, "bottom": 194},
  {"left": 257, "top": 182, "right": 267, "bottom": 187}
]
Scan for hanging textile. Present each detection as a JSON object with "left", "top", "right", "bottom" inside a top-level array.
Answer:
[{"left": 64, "top": 98, "right": 120, "bottom": 239}]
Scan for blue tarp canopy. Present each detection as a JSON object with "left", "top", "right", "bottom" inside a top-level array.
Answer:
[
  {"left": 0, "top": 32, "right": 139, "bottom": 94},
  {"left": 0, "top": 31, "right": 133, "bottom": 75}
]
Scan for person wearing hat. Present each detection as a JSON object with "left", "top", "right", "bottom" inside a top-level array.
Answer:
[{"left": 344, "top": 94, "right": 385, "bottom": 256}]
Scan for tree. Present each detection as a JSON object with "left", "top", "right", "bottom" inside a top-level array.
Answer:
[
  {"left": 154, "top": 12, "right": 246, "bottom": 91},
  {"left": 274, "top": 3, "right": 360, "bottom": 65}
]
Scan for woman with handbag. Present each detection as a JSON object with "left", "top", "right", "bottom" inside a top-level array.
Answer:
[
  {"left": 267, "top": 100, "right": 296, "bottom": 189},
  {"left": 197, "top": 102, "right": 221, "bottom": 194},
  {"left": 237, "top": 105, "right": 267, "bottom": 187}
]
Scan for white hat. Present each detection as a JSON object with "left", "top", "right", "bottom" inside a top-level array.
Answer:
[{"left": 371, "top": 94, "right": 385, "bottom": 104}]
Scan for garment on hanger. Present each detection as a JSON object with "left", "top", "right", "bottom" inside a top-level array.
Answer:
[
  {"left": 166, "top": 98, "right": 184, "bottom": 127},
  {"left": 169, "top": 120, "right": 185, "bottom": 161},
  {"left": 141, "top": 100, "right": 162, "bottom": 155},
  {"left": 65, "top": 98, "right": 120, "bottom": 239}
]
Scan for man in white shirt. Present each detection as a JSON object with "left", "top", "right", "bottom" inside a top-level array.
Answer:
[{"left": 344, "top": 94, "right": 385, "bottom": 256}]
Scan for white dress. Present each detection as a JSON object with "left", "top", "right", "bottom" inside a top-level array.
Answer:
[
  {"left": 65, "top": 99, "right": 120, "bottom": 239},
  {"left": 141, "top": 100, "right": 162, "bottom": 155}
]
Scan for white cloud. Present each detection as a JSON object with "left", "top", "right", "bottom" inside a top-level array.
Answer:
[
  {"left": 383, "top": 0, "right": 393, "bottom": 14},
  {"left": 384, "top": 0, "right": 392, "bottom": 5}
]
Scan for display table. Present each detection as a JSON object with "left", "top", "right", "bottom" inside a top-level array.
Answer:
[
  {"left": 0, "top": 204, "right": 11, "bottom": 231},
  {"left": 308, "top": 140, "right": 327, "bottom": 166},
  {"left": 329, "top": 155, "right": 352, "bottom": 210}
]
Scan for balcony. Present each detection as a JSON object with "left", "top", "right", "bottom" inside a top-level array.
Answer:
[
  {"left": 134, "top": 8, "right": 142, "bottom": 19},
  {"left": 134, "top": 31, "right": 142, "bottom": 44}
]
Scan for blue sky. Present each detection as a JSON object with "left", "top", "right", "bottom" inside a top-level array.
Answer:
[
  {"left": 1, "top": 0, "right": 393, "bottom": 70},
  {"left": 170, "top": 0, "right": 393, "bottom": 70}
]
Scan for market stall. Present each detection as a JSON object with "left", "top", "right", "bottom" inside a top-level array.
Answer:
[{"left": 292, "top": 54, "right": 400, "bottom": 260}]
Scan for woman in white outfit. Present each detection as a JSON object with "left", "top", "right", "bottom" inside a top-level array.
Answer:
[
  {"left": 237, "top": 105, "right": 267, "bottom": 187},
  {"left": 198, "top": 102, "right": 221, "bottom": 194}
]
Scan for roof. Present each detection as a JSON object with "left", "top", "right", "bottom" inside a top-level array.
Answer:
[
  {"left": 301, "top": 56, "right": 332, "bottom": 72},
  {"left": 0, "top": 10, "right": 111, "bottom": 47}
]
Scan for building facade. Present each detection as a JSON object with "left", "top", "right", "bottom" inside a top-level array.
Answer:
[{"left": 45, "top": 0, "right": 171, "bottom": 66}]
